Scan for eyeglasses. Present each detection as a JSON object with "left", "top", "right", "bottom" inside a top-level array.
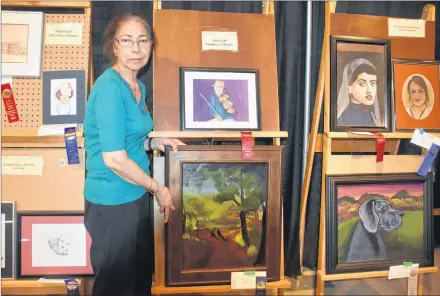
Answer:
[{"left": 115, "top": 38, "right": 154, "bottom": 48}]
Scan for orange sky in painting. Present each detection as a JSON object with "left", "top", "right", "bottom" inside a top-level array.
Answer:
[{"left": 338, "top": 183, "right": 423, "bottom": 200}]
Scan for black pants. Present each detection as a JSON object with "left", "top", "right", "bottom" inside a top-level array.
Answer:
[{"left": 84, "top": 192, "right": 154, "bottom": 296}]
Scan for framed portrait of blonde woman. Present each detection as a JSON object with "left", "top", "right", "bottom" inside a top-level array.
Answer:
[
  {"left": 330, "top": 36, "right": 392, "bottom": 132},
  {"left": 392, "top": 59, "right": 440, "bottom": 132}
]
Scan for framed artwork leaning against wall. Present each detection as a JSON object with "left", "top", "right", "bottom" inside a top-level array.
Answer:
[
  {"left": 326, "top": 173, "right": 434, "bottom": 274},
  {"left": 164, "top": 145, "right": 282, "bottom": 286},
  {"left": 392, "top": 59, "right": 440, "bottom": 132},
  {"left": 179, "top": 67, "right": 261, "bottom": 131},
  {"left": 330, "top": 36, "right": 392, "bottom": 132},
  {"left": 2, "top": 201, "right": 17, "bottom": 279}
]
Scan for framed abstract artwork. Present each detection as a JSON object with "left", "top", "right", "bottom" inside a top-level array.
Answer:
[
  {"left": 1, "top": 11, "right": 44, "bottom": 77},
  {"left": 18, "top": 213, "right": 93, "bottom": 277},
  {"left": 42, "top": 70, "right": 86, "bottom": 124},
  {"left": 179, "top": 67, "right": 261, "bottom": 131},
  {"left": 392, "top": 59, "right": 440, "bottom": 132},
  {"left": 164, "top": 145, "right": 282, "bottom": 286},
  {"left": 330, "top": 36, "right": 392, "bottom": 132},
  {"left": 2, "top": 201, "right": 17, "bottom": 279},
  {"left": 326, "top": 173, "right": 434, "bottom": 274}
]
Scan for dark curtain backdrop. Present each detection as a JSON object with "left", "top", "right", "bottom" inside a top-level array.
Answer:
[{"left": 302, "top": 1, "right": 440, "bottom": 271}]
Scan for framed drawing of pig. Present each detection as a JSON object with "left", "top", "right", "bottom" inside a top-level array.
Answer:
[{"left": 326, "top": 173, "right": 434, "bottom": 274}]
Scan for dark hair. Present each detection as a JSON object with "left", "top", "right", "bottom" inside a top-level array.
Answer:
[
  {"left": 349, "top": 64, "right": 376, "bottom": 85},
  {"left": 103, "top": 13, "right": 154, "bottom": 65},
  {"left": 407, "top": 75, "right": 429, "bottom": 103}
]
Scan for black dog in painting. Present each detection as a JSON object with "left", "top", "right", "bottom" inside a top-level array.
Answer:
[{"left": 345, "top": 198, "right": 404, "bottom": 262}]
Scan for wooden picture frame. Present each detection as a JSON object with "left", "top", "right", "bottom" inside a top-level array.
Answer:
[
  {"left": 1, "top": 11, "right": 44, "bottom": 77},
  {"left": 164, "top": 145, "right": 282, "bottom": 286},
  {"left": 17, "top": 212, "right": 93, "bottom": 278},
  {"left": 42, "top": 70, "right": 86, "bottom": 124},
  {"left": 330, "top": 36, "right": 392, "bottom": 132},
  {"left": 180, "top": 67, "right": 261, "bottom": 131},
  {"left": 392, "top": 59, "right": 440, "bottom": 132},
  {"left": 2, "top": 201, "right": 17, "bottom": 279},
  {"left": 326, "top": 173, "right": 434, "bottom": 274}
]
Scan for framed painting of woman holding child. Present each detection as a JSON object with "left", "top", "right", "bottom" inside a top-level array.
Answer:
[{"left": 330, "top": 36, "right": 392, "bottom": 132}]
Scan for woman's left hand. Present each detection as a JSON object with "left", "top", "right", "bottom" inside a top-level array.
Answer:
[{"left": 151, "top": 137, "right": 185, "bottom": 152}]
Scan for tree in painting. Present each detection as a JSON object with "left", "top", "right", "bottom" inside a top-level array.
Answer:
[{"left": 181, "top": 162, "right": 268, "bottom": 270}]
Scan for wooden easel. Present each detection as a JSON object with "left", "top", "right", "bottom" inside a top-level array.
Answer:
[
  {"left": 149, "top": 1, "right": 290, "bottom": 295},
  {"left": 298, "top": 2, "right": 439, "bottom": 295}
]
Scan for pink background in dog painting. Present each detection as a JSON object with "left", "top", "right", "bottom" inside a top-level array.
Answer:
[
  {"left": 20, "top": 216, "right": 93, "bottom": 276},
  {"left": 338, "top": 183, "right": 423, "bottom": 200}
]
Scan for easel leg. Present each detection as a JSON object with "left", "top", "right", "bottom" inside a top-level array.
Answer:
[
  {"left": 277, "top": 287, "right": 285, "bottom": 295},
  {"left": 417, "top": 274, "right": 424, "bottom": 295},
  {"left": 316, "top": 272, "right": 325, "bottom": 296}
]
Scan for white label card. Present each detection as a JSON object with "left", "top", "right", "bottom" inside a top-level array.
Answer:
[
  {"left": 410, "top": 128, "right": 440, "bottom": 150},
  {"left": 2, "top": 156, "right": 44, "bottom": 176},
  {"left": 231, "top": 271, "right": 266, "bottom": 290},
  {"left": 388, "top": 263, "right": 419, "bottom": 280},
  {"left": 388, "top": 18, "right": 425, "bottom": 38},
  {"left": 45, "top": 23, "right": 83, "bottom": 45},
  {"left": 202, "top": 31, "right": 238, "bottom": 52}
]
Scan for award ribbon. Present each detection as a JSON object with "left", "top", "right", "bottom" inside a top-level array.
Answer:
[
  {"left": 375, "top": 133, "right": 385, "bottom": 162},
  {"left": 64, "top": 127, "right": 80, "bottom": 165},
  {"left": 1, "top": 83, "right": 19, "bottom": 123},
  {"left": 241, "top": 131, "right": 254, "bottom": 160},
  {"left": 417, "top": 143, "right": 439, "bottom": 177},
  {"left": 64, "top": 278, "right": 80, "bottom": 296}
]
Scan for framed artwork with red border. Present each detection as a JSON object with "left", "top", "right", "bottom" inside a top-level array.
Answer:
[
  {"left": 18, "top": 212, "right": 93, "bottom": 277},
  {"left": 392, "top": 59, "right": 440, "bottom": 132}
]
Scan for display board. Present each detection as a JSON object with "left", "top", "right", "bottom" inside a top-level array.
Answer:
[
  {"left": 152, "top": 9, "right": 280, "bottom": 132},
  {"left": 2, "top": 13, "right": 90, "bottom": 138}
]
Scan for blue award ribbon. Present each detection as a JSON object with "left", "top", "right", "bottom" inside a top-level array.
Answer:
[
  {"left": 255, "top": 275, "right": 267, "bottom": 296},
  {"left": 64, "top": 127, "right": 80, "bottom": 165},
  {"left": 64, "top": 278, "right": 80, "bottom": 296},
  {"left": 417, "top": 143, "right": 440, "bottom": 177}
]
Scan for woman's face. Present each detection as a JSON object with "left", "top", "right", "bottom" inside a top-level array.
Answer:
[
  {"left": 409, "top": 81, "right": 427, "bottom": 107},
  {"left": 348, "top": 72, "right": 377, "bottom": 106},
  {"left": 114, "top": 19, "right": 152, "bottom": 71}
]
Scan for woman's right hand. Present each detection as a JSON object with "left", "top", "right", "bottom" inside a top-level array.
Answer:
[{"left": 154, "top": 184, "right": 175, "bottom": 223}]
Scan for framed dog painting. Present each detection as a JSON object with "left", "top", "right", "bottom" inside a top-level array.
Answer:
[
  {"left": 17, "top": 213, "right": 93, "bottom": 277},
  {"left": 326, "top": 173, "right": 434, "bottom": 274},
  {"left": 392, "top": 59, "right": 440, "bottom": 132}
]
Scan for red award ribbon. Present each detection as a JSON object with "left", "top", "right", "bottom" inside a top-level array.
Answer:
[
  {"left": 375, "top": 133, "right": 385, "bottom": 162},
  {"left": 241, "top": 131, "right": 254, "bottom": 160},
  {"left": 1, "top": 83, "right": 19, "bottom": 123}
]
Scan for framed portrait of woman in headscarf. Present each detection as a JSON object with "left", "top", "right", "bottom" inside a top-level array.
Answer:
[
  {"left": 392, "top": 59, "right": 440, "bottom": 132},
  {"left": 330, "top": 36, "right": 392, "bottom": 132}
]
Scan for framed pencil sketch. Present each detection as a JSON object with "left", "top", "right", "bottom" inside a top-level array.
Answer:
[
  {"left": 1, "top": 11, "right": 44, "bottom": 77},
  {"left": 330, "top": 36, "right": 392, "bottom": 132},
  {"left": 2, "top": 201, "right": 17, "bottom": 279},
  {"left": 326, "top": 173, "right": 434, "bottom": 274},
  {"left": 179, "top": 67, "right": 261, "bottom": 131},
  {"left": 392, "top": 59, "right": 440, "bottom": 132},
  {"left": 42, "top": 70, "right": 86, "bottom": 124},
  {"left": 18, "top": 213, "right": 93, "bottom": 277},
  {"left": 164, "top": 145, "right": 282, "bottom": 286}
]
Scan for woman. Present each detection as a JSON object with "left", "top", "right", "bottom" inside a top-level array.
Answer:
[
  {"left": 83, "top": 13, "right": 184, "bottom": 296},
  {"left": 405, "top": 75, "right": 432, "bottom": 120},
  {"left": 336, "top": 58, "right": 381, "bottom": 127}
]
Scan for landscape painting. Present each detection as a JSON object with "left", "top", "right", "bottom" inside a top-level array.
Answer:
[
  {"left": 326, "top": 173, "right": 434, "bottom": 274},
  {"left": 181, "top": 162, "right": 268, "bottom": 271},
  {"left": 165, "top": 145, "right": 283, "bottom": 286}
]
